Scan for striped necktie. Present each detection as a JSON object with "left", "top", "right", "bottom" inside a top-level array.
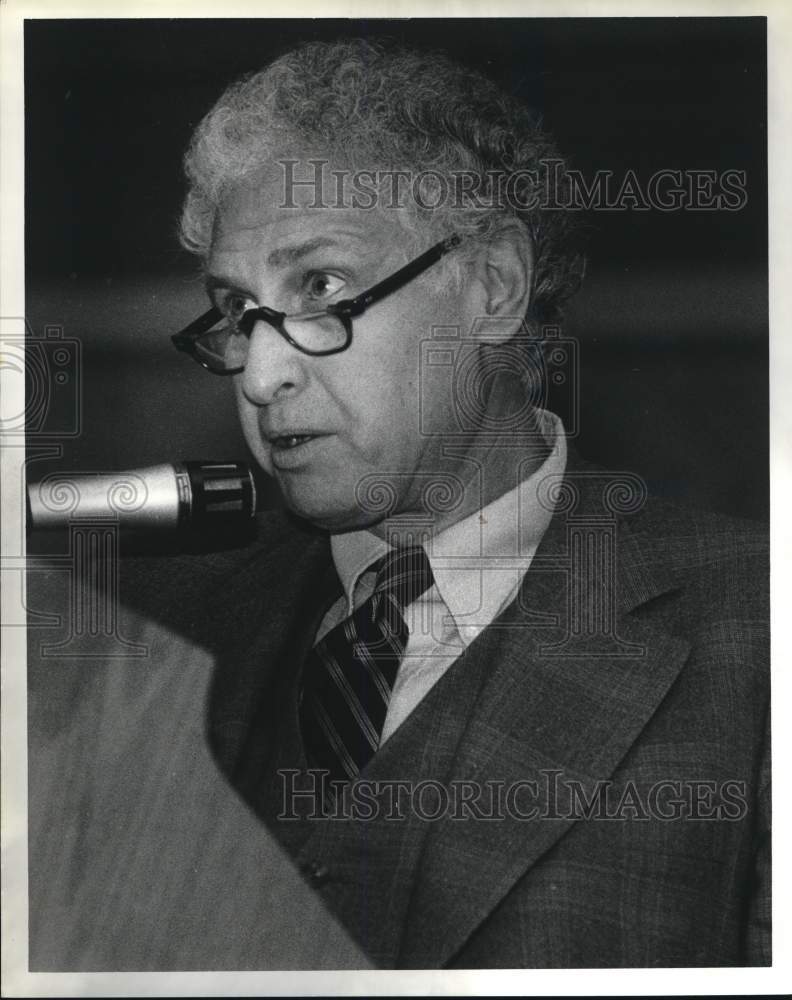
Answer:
[{"left": 298, "top": 544, "right": 434, "bottom": 785}]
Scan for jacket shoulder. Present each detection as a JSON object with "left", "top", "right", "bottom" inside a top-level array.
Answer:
[
  {"left": 623, "top": 497, "right": 769, "bottom": 695},
  {"left": 628, "top": 496, "right": 768, "bottom": 600}
]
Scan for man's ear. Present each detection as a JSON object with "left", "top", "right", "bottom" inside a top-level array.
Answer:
[{"left": 467, "top": 225, "right": 534, "bottom": 341}]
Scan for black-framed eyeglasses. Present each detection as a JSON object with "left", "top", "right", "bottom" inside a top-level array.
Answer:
[{"left": 171, "top": 233, "right": 462, "bottom": 376}]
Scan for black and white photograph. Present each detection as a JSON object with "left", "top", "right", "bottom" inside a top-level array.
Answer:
[{"left": 2, "top": 3, "right": 788, "bottom": 995}]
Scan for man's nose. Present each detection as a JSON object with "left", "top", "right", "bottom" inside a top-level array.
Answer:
[{"left": 238, "top": 317, "right": 306, "bottom": 404}]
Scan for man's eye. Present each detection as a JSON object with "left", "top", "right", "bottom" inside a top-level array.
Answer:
[
  {"left": 302, "top": 272, "right": 345, "bottom": 303},
  {"left": 219, "top": 293, "right": 253, "bottom": 320}
]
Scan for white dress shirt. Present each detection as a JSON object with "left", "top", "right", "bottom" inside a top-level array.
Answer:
[{"left": 315, "top": 408, "right": 567, "bottom": 744}]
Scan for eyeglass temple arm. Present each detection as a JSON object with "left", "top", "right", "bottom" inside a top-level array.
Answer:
[{"left": 335, "top": 234, "right": 462, "bottom": 319}]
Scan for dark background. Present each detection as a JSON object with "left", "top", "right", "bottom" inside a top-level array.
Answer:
[{"left": 25, "top": 17, "right": 768, "bottom": 519}]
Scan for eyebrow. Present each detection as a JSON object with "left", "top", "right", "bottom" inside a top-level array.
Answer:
[
  {"left": 204, "top": 235, "right": 357, "bottom": 296},
  {"left": 265, "top": 237, "right": 339, "bottom": 267}
]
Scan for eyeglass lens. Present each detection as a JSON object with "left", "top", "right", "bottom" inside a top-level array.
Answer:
[{"left": 196, "top": 311, "right": 349, "bottom": 371}]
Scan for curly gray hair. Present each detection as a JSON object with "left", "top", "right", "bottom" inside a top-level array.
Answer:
[{"left": 180, "top": 39, "right": 584, "bottom": 324}]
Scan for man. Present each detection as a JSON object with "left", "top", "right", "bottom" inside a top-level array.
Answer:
[{"left": 28, "top": 38, "right": 769, "bottom": 969}]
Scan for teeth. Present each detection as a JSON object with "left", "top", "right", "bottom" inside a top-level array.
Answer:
[{"left": 276, "top": 434, "right": 312, "bottom": 449}]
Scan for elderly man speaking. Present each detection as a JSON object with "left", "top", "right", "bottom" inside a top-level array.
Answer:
[{"left": 28, "top": 38, "right": 769, "bottom": 971}]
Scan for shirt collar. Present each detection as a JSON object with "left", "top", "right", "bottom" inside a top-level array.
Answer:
[
  {"left": 330, "top": 528, "right": 391, "bottom": 616},
  {"left": 330, "top": 408, "right": 567, "bottom": 621}
]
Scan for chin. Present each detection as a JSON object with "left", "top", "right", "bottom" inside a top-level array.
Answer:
[
  {"left": 290, "top": 506, "right": 385, "bottom": 534},
  {"left": 281, "top": 485, "right": 383, "bottom": 534}
]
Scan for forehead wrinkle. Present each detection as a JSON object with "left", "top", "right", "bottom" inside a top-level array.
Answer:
[
  {"left": 263, "top": 222, "right": 379, "bottom": 263},
  {"left": 265, "top": 237, "right": 337, "bottom": 268}
]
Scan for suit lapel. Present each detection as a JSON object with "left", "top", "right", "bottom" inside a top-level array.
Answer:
[{"left": 400, "top": 468, "right": 692, "bottom": 967}]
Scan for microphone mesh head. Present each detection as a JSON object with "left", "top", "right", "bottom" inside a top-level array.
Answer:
[{"left": 181, "top": 461, "right": 256, "bottom": 526}]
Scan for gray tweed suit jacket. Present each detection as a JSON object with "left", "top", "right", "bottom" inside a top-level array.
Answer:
[{"left": 27, "top": 458, "right": 770, "bottom": 969}]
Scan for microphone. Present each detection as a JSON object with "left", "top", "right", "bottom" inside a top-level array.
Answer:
[{"left": 27, "top": 461, "right": 257, "bottom": 532}]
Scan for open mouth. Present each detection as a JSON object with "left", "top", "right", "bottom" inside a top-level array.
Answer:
[{"left": 270, "top": 434, "right": 317, "bottom": 450}]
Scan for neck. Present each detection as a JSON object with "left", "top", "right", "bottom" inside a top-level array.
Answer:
[{"left": 372, "top": 370, "right": 553, "bottom": 544}]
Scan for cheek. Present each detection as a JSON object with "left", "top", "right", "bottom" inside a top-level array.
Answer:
[
  {"left": 343, "top": 305, "right": 466, "bottom": 470},
  {"left": 235, "top": 383, "right": 273, "bottom": 474},
  {"left": 345, "top": 362, "right": 423, "bottom": 464}
]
